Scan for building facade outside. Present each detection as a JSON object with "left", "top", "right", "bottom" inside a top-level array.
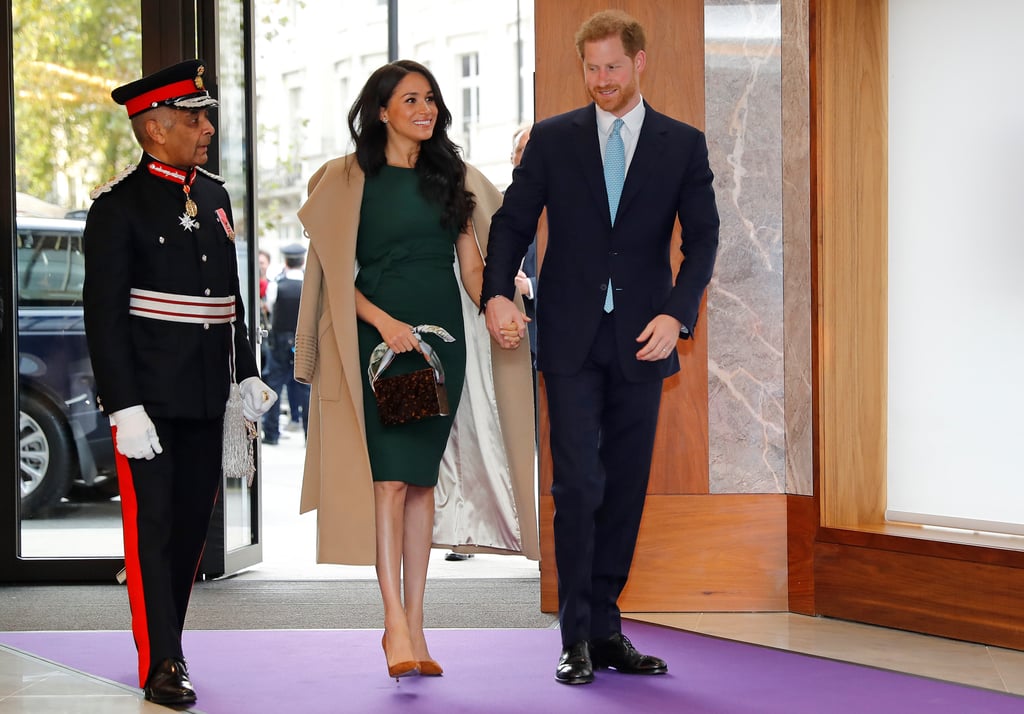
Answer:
[{"left": 254, "top": 0, "right": 536, "bottom": 264}]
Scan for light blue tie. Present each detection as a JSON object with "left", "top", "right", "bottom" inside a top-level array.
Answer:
[{"left": 604, "top": 118, "right": 625, "bottom": 312}]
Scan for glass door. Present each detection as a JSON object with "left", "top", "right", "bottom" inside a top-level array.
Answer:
[
  {"left": 1, "top": 0, "right": 262, "bottom": 581},
  {"left": 200, "top": 0, "right": 263, "bottom": 578},
  {"left": 6, "top": 0, "right": 142, "bottom": 581}
]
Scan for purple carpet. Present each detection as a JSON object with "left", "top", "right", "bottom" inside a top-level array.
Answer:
[{"left": 1, "top": 622, "right": 1020, "bottom": 713}]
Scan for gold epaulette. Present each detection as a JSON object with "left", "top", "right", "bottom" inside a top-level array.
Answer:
[{"left": 89, "top": 163, "right": 138, "bottom": 200}]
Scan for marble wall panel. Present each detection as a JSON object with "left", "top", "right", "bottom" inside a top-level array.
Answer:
[
  {"left": 780, "top": 0, "right": 813, "bottom": 496},
  {"left": 704, "top": 0, "right": 787, "bottom": 493}
]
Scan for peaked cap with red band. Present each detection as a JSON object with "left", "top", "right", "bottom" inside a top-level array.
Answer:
[{"left": 111, "top": 59, "right": 218, "bottom": 118}]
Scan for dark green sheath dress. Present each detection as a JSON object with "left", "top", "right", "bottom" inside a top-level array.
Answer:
[{"left": 355, "top": 165, "right": 466, "bottom": 486}]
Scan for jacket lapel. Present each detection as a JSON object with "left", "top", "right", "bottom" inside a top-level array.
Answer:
[
  {"left": 297, "top": 156, "right": 365, "bottom": 424},
  {"left": 571, "top": 105, "right": 612, "bottom": 225},
  {"left": 298, "top": 156, "right": 364, "bottom": 283}
]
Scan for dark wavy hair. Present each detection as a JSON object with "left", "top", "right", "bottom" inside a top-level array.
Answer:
[{"left": 347, "top": 60, "right": 475, "bottom": 232}]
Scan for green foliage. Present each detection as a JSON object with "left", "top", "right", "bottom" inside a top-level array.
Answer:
[
  {"left": 258, "top": 0, "right": 306, "bottom": 42},
  {"left": 12, "top": 0, "right": 141, "bottom": 208}
]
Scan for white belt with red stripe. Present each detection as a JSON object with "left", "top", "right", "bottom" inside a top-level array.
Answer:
[{"left": 129, "top": 288, "right": 235, "bottom": 324}]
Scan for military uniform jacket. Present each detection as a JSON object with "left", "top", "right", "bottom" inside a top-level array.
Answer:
[{"left": 83, "top": 153, "right": 258, "bottom": 420}]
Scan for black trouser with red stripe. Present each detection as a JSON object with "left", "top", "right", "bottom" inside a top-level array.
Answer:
[{"left": 113, "top": 415, "right": 223, "bottom": 687}]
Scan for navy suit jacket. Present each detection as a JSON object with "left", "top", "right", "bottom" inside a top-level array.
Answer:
[{"left": 482, "top": 102, "right": 719, "bottom": 382}]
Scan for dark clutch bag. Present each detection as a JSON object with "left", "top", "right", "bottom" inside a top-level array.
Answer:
[
  {"left": 373, "top": 367, "right": 450, "bottom": 426},
  {"left": 368, "top": 331, "right": 452, "bottom": 426}
]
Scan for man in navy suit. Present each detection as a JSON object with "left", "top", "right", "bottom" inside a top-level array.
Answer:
[{"left": 481, "top": 10, "right": 719, "bottom": 685}]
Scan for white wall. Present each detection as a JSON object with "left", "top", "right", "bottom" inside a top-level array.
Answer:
[{"left": 887, "top": 0, "right": 1024, "bottom": 534}]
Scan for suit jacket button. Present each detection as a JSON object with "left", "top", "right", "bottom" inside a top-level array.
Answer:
[
  {"left": 600, "top": 283, "right": 608, "bottom": 292},
  {"left": 203, "top": 323, "right": 210, "bottom": 330}
]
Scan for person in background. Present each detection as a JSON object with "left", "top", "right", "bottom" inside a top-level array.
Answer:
[
  {"left": 293, "top": 59, "right": 539, "bottom": 681},
  {"left": 258, "top": 248, "right": 272, "bottom": 373},
  {"left": 481, "top": 10, "right": 719, "bottom": 685},
  {"left": 258, "top": 249, "right": 271, "bottom": 306},
  {"left": 510, "top": 123, "right": 538, "bottom": 373},
  {"left": 82, "top": 59, "right": 276, "bottom": 707},
  {"left": 261, "top": 242, "right": 310, "bottom": 444}
]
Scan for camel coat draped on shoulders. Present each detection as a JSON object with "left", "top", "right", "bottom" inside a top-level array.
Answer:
[{"left": 294, "top": 154, "right": 539, "bottom": 565}]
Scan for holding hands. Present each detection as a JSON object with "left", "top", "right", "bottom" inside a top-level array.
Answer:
[
  {"left": 484, "top": 295, "right": 529, "bottom": 350},
  {"left": 499, "top": 323, "right": 522, "bottom": 349}
]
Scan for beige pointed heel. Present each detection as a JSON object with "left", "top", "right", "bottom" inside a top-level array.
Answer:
[
  {"left": 417, "top": 658, "right": 443, "bottom": 676},
  {"left": 382, "top": 633, "right": 419, "bottom": 680}
]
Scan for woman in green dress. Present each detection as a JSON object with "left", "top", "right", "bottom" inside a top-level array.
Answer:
[{"left": 346, "top": 61, "right": 521, "bottom": 680}]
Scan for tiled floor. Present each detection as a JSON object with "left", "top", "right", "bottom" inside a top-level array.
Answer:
[
  {"left": 634, "top": 612, "right": 1024, "bottom": 695},
  {"left": 0, "top": 646, "right": 163, "bottom": 713},
  {"left": 2, "top": 610, "right": 1022, "bottom": 712}
]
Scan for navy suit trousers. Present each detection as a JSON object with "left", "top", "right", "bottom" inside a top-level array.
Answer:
[{"left": 543, "top": 312, "right": 663, "bottom": 646}]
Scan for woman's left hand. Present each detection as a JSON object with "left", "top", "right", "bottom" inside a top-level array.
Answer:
[{"left": 499, "top": 321, "right": 523, "bottom": 349}]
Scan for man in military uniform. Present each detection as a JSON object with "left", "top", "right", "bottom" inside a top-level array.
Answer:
[
  {"left": 82, "top": 59, "right": 276, "bottom": 708},
  {"left": 261, "top": 242, "right": 309, "bottom": 444}
]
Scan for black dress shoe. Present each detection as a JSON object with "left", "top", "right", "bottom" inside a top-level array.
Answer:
[
  {"left": 444, "top": 552, "right": 474, "bottom": 561},
  {"left": 590, "top": 633, "right": 668, "bottom": 675},
  {"left": 555, "top": 641, "right": 594, "bottom": 685},
  {"left": 144, "top": 657, "right": 197, "bottom": 706}
]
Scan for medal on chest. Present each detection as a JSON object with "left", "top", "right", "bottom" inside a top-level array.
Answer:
[{"left": 148, "top": 160, "right": 200, "bottom": 232}]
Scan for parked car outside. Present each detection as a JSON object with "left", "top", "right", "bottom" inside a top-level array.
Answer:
[{"left": 17, "top": 216, "right": 117, "bottom": 517}]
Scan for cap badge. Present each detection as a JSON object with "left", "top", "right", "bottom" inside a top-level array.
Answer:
[{"left": 194, "top": 66, "right": 205, "bottom": 91}]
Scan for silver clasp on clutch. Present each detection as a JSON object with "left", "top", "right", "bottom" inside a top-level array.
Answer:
[{"left": 367, "top": 324, "right": 455, "bottom": 394}]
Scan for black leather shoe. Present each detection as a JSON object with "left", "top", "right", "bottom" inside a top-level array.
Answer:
[
  {"left": 555, "top": 641, "right": 594, "bottom": 685},
  {"left": 144, "top": 657, "right": 197, "bottom": 706},
  {"left": 590, "top": 633, "right": 668, "bottom": 675}
]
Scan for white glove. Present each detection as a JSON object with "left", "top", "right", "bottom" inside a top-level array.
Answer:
[
  {"left": 239, "top": 377, "right": 277, "bottom": 421},
  {"left": 111, "top": 406, "right": 163, "bottom": 461}
]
